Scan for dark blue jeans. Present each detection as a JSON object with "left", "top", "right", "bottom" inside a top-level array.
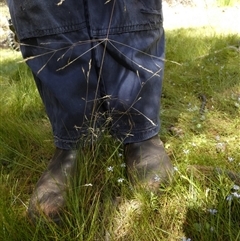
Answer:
[{"left": 7, "top": 0, "right": 165, "bottom": 149}]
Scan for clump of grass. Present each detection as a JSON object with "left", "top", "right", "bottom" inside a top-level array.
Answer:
[{"left": 0, "top": 25, "right": 240, "bottom": 240}]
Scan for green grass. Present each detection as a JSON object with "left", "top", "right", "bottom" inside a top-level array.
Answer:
[
  {"left": 216, "top": 0, "right": 240, "bottom": 6},
  {"left": 0, "top": 27, "right": 240, "bottom": 240}
]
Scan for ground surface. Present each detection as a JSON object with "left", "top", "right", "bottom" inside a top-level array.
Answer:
[{"left": 163, "top": 1, "right": 240, "bottom": 34}]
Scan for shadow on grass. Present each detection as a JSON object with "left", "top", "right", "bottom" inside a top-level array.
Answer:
[
  {"left": 183, "top": 197, "right": 240, "bottom": 241},
  {"left": 179, "top": 166, "right": 240, "bottom": 241}
]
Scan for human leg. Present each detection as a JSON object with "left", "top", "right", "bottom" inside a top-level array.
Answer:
[
  {"left": 6, "top": 0, "right": 106, "bottom": 222},
  {"left": 89, "top": 8, "right": 174, "bottom": 190},
  {"left": 19, "top": 32, "right": 103, "bottom": 221},
  {"left": 20, "top": 32, "right": 101, "bottom": 149},
  {"left": 84, "top": 31, "right": 174, "bottom": 190}
]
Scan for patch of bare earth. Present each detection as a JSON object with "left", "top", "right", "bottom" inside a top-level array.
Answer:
[
  {"left": 0, "top": 3, "right": 10, "bottom": 48},
  {"left": 163, "top": 2, "right": 240, "bottom": 34}
]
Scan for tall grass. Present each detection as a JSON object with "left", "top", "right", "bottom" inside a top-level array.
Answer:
[{"left": 0, "top": 26, "right": 240, "bottom": 240}]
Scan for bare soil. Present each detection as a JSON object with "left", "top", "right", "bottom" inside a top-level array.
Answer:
[{"left": 163, "top": 2, "right": 240, "bottom": 34}]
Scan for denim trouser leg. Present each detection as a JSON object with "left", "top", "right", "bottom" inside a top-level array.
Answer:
[
  {"left": 20, "top": 32, "right": 102, "bottom": 149},
  {"left": 95, "top": 30, "right": 165, "bottom": 143}
]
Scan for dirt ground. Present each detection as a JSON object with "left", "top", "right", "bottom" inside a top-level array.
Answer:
[
  {"left": 163, "top": 2, "right": 240, "bottom": 34},
  {"left": 0, "top": 2, "right": 239, "bottom": 48},
  {"left": 0, "top": 3, "right": 11, "bottom": 48}
]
